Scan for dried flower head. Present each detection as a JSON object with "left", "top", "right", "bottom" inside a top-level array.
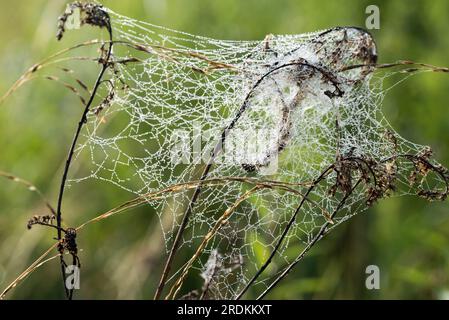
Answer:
[
  {"left": 57, "top": 1, "right": 111, "bottom": 41},
  {"left": 27, "top": 214, "right": 56, "bottom": 230}
]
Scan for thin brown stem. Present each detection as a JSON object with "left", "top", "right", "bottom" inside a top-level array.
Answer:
[
  {"left": 256, "top": 179, "right": 362, "bottom": 300},
  {"left": 166, "top": 186, "right": 260, "bottom": 300},
  {"left": 54, "top": 20, "right": 113, "bottom": 299},
  {"left": 0, "top": 170, "right": 56, "bottom": 215},
  {"left": 235, "top": 164, "right": 334, "bottom": 300},
  {"left": 0, "top": 243, "right": 59, "bottom": 300}
]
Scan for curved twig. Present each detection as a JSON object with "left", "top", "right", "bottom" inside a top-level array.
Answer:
[
  {"left": 54, "top": 6, "right": 113, "bottom": 299},
  {"left": 256, "top": 178, "right": 363, "bottom": 300},
  {"left": 166, "top": 186, "right": 261, "bottom": 300},
  {"left": 235, "top": 164, "right": 335, "bottom": 299}
]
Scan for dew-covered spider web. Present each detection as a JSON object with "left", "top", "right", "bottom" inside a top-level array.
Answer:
[{"left": 56, "top": 5, "right": 449, "bottom": 299}]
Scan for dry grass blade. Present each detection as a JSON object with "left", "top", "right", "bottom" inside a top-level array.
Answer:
[
  {"left": 0, "top": 170, "right": 56, "bottom": 215},
  {"left": 166, "top": 186, "right": 261, "bottom": 300},
  {"left": 0, "top": 176, "right": 315, "bottom": 299},
  {"left": 77, "top": 177, "right": 314, "bottom": 230},
  {"left": 0, "top": 40, "right": 102, "bottom": 106},
  {"left": 0, "top": 243, "right": 59, "bottom": 300},
  {"left": 339, "top": 60, "right": 449, "bottom": 74},
  {"left": 43, "top": 75, "right": 87, "bottom": 105}
]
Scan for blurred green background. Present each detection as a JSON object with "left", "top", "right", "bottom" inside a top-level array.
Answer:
[{"left": 0, "top": 0, "right": 448, "bottom": 299}]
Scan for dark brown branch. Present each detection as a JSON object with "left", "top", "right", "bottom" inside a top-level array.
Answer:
[
  {"left": 235, "top": 164, "right": 335, "bottom": 299},
  {"left": 55, "top": 5, "right": 113, "bottom": 299},
  {"left": 256, "top": 178, "right": 363, "bottom": 300}
]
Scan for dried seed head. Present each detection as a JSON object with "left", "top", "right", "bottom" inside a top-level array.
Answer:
[
  {"left": 57, "top": 2, "right": 110, "bottom": 41},
  {"left": 27, "top": 214, "right": 56, "bottom": 230}
]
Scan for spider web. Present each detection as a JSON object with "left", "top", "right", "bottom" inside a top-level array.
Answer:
[{"left": 63, "top": 8, "right": 448, "bottom": 299}]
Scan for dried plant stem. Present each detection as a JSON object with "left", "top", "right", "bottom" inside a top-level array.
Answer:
[
  {"left": 0, "top": 243, "right": 59, "bottom": 299},
  {"left": 339, "top": 60, "right": 449, "bottom": 74},
  {"left": 76, "top": 177, "right": 313, "bottom": 230},
  {"left": 384, "top": 154, "right": 449, "bottom": 194},
  {"left": 235, "top": 164, "right": 335, "bottom": 299},
  {"left": 55, "top": 27, "right": 113, "bottom": 299},
  {"left": 0, "top": 170, "right": 56, "bottom": 215},
  {"left": 166, "top": 186, "right": 261, "bottom": 300},
  {"left": 0, "top": 40, "right": 103, "bottom": 106},
  {"left": 154, "top": 161, "right": 214, "bottom": 300},
  {"left": 256, "top": 179, "right": 363, "bottom": 300}
]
